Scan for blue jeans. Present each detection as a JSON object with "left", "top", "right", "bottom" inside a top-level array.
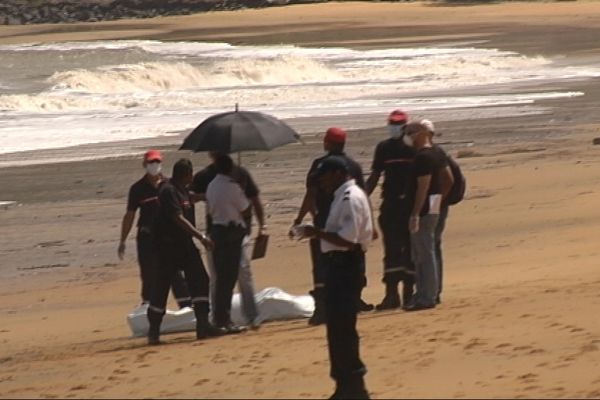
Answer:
[
  {"left": 410, "top": 214, "right": 439, "bottom": 307},
  {"left": 435, "top": 207, "right": 449, "bottom": 300}
]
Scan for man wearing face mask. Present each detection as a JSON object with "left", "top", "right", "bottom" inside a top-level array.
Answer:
[
  {"left": 118, "top": 150, "right": 191, "bottom": 309},
  {"left": 365, "top": 110, "right": 416, "bottom": 310}
]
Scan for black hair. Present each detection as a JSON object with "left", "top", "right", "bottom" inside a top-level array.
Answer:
[
  {"left": 214, "top": 154, "right": 234, "bottom": 175},
  {"left": 172, "top": 158, "right": 193, "bottom": 181}
]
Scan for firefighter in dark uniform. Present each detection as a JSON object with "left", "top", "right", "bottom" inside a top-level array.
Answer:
[
  {"left": 365, "top": 110, "right": 416, "bottom": 310},
  {"left": 146, "top": 158, "right": 225, "bottom": 345},
  {"left": 118, "top": 150, "right": 191, "bottom": 309},
  {"left": 303, "top": 155, "right": 373, "bottom": 399},
  {"left": 292, "top": 127, "right": 373, "bottom": 326}
]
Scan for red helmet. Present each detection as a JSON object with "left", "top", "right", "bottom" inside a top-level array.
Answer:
[
  {"left": 388, "top": 109, "right": 408, "bottom": 124},
  {"left": 324, "top": 127, "right": 347, "bottom": 144}
]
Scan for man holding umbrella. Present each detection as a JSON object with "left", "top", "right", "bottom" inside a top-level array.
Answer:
[{"left": 192, "top": 151, "right": 266, "bottom": 329}]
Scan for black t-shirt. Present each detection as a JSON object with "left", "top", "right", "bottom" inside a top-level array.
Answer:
[
  {"left": 126, "top": 175, "right": 164, "bottom": 229},
  {"left": 154, "top": 181, "right": 196, "bottom": 244},
  {"left": 192, "top": 164, "right": 259, "bottom": 232},
  {"left": 306, "top": 151, "right": 365, "bottom": 228},
  {"left": 411, "top": 146, "right": 448, "bottom": 216},
  {"left": 371, "top": 138, "right": 416, "bottom": 202}
]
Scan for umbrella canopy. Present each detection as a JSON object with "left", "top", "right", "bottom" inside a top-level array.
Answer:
[{"left": 180, "top": 111, "right": 300, "bottom": 153}]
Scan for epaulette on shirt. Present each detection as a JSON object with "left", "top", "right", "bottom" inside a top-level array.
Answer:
[{"left": 343, "top": 190, "right": 351, "bottom": 201}]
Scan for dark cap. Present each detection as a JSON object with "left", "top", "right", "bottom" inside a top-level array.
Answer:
[{"left": 311, "top": 155, "right": 349, "bottom": 180}]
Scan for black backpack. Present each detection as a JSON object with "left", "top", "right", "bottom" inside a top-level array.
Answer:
[{"left": 446, "top": 156, "right": 466, "bottom": 205}]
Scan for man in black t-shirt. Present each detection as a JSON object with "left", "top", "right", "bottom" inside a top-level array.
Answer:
[
  {"left": 292, "top": 127, "right": 372, "bottom": 326},
  {"left": 365, "top": 110, "right": 416, "bottom": 310},
  {"left": 147, "top": 159, "right": 224, "bottom": 345},
  {"left": 118, "top": 150, "right": 191, "bottom": 309},
  {"left": 403, "top": 122, "right": 453, "bottom": 311},
  {"left": 192, "top": 152, "right": 266, "bottom": 328}
]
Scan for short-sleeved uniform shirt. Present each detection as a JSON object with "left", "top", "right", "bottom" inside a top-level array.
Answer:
[
  {"left": 306, "top": 151, "right": 365, "bottom": 228},
  {"left": 321, "top": 179, "right": 373, "bottom": 254},
  {"left": 192, "top": 164, "right": 259, "bottom": 232},
  {"left": 126, "top": 175, "right": 164, "bottom": 229},
  {"left": 206, "top": 174, "right": 250, "bottom": 228},
  {"left": 371, "top": 138, "right": 416, "bottom": 202},
  {"left": 154, "top": 181, "right": 196, "bottom": 244},
  {"left": 411, "top": 146, "right": 448, "bottom": 216}
]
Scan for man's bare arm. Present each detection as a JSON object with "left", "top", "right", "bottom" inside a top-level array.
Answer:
[
  {"left": 365, "top": 171, "right": 381, "bottom": 196},
  {"left": 118, "top": 211, "right": 135, "bottom": 260}
]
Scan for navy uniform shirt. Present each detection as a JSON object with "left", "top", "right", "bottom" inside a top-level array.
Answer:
[
  {"left": 192, "top": 164, "right": 259, "bottom": 233},
  {"left": 126, "top": 175, "right": 164, "bottom": 229},
  {"left": 154, "top": 181, "right": 196, "bottom": 244},
  {"left": 371, "top": 138, "right": 416, "bottom": 202},
  {"left": 306, "top": 151, "right": 365, "bottom": 228}
]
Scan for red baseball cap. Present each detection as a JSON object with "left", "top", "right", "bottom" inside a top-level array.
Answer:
[
  {"left": 388, "top": 109, "right": 409, "bottom": 124},
  {"left": 144, "top": 149, "right": 163, "bottom": 162},
  {"left": 324, "top": 127, "right": 347, "bottom": 144}
]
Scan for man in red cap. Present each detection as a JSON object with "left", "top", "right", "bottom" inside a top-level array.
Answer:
[
  {"left": 292, "top": 127, "right": 373, "bottom": 326},
  {"left": 365, "top": 110, "right": 417, "bottom": 310},
  {"left": 118, "top": 150, "right": 191, "bottom": 309}
]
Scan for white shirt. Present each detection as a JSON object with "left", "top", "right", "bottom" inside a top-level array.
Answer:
[
  {"left": 321, "top": 179, "right": 373, "bottom": 253},
  {"left": 206, "top": 174, "right": 250, "bottom": 228}
]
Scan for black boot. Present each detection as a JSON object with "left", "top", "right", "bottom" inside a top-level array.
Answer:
[
  {"left": 195, "top": 305, "right": 227, "bottom": 340},
  {"left": 308, "top": 288, "right": 326, "bottom": 326},
  {"left": 331, "top": 377, "right": 370, "bottom": 400},
  {"left": 147, "top": 308, "right": 163, "bottom": 346},
  {"left": 375, "top": 282, "right": 401, "bottom": 311}
]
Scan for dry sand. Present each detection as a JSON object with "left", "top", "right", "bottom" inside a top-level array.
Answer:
[{"left": 2, "top": 2, "right": 600, "bottom": 398}]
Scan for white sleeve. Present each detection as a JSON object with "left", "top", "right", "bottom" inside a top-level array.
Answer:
[{"left": 336, "top": 199, "right": 360, "bottom": 244}]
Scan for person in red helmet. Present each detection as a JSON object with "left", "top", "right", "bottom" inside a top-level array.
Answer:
[
  {"left": 365, "top": 110, "right": 417, "bottom": 310},
  {"left": 292, "top": 127, "right": 374, "bottom": 326},
  {"left": 118, "top": 150, "right": 191, "bottom": 309}
]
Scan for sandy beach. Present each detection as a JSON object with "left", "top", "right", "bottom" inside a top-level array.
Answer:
[{"left": 2, "top": 1, "right": 600, "bottom": 398}]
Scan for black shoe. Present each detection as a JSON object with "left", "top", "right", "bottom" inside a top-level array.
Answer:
[
  {"left": 147, "top": 335, "right": 161, "bottom": 345},
  {"left": 196, "top": 323, "right": 227, "bottom": 340},
  {"left": 147, "top": 323, "right": 161, "bottom": 345},
  {"left": 375, "top": 294, "right": 401, "bottom": 311},
  {"left": 308, "top": 309, "right": 326, "bottom": 326},
  {"left": 358, "top": 299, "right": 375, "bottom": 312},
  {"left": 404, "top": 302, "right": 435, "bottom": 312}
]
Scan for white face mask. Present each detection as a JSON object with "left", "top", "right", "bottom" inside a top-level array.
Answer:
[
  {"left": 402, "top": 134, "right": 414, "bottom": 147},
  {"left": 388, "top": 124, "right": 404, "bottom": 139},
  {"left": 145, "top": 163, "right": 162, "bottom": 176}
]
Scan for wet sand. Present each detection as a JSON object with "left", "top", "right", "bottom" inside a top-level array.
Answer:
[{"left": 2, "top": 2, "right": 600, "bottom": 398}]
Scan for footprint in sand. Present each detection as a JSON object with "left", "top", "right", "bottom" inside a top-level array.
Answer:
[{"left": 194, "top": 378, "right": 210, "bottom": 386}]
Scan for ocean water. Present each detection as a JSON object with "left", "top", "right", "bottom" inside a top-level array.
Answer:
[{"left": 0, "top": 40, "right": 599, "bottom": 159}]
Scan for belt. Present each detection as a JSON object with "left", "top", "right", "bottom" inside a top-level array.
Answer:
[
  {"left": 324, "top": 244, "right": 363, "bottom": 256},
  {"left": 213, "top": 222, "right": 245, "bottom": 229}
]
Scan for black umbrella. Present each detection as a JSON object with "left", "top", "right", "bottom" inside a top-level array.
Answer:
[{"left": 180, "top": 109, "right": 301, "bottom": 154}]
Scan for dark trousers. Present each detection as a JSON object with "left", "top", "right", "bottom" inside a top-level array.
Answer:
[
  {"left": 210, "top": 224, "right": 246, "bottom": 327},
  {"left": 324, "top": 250, "right": 367, "bottom": 387},
  {"left": 378, "top": 200, "right": 414, "bottom": 286},
  {"left": 137, "top": 231, "right": 191, "bottom": 308},
  {"left": 148, "top": 239, "right": 210, "bottom": 319}
]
